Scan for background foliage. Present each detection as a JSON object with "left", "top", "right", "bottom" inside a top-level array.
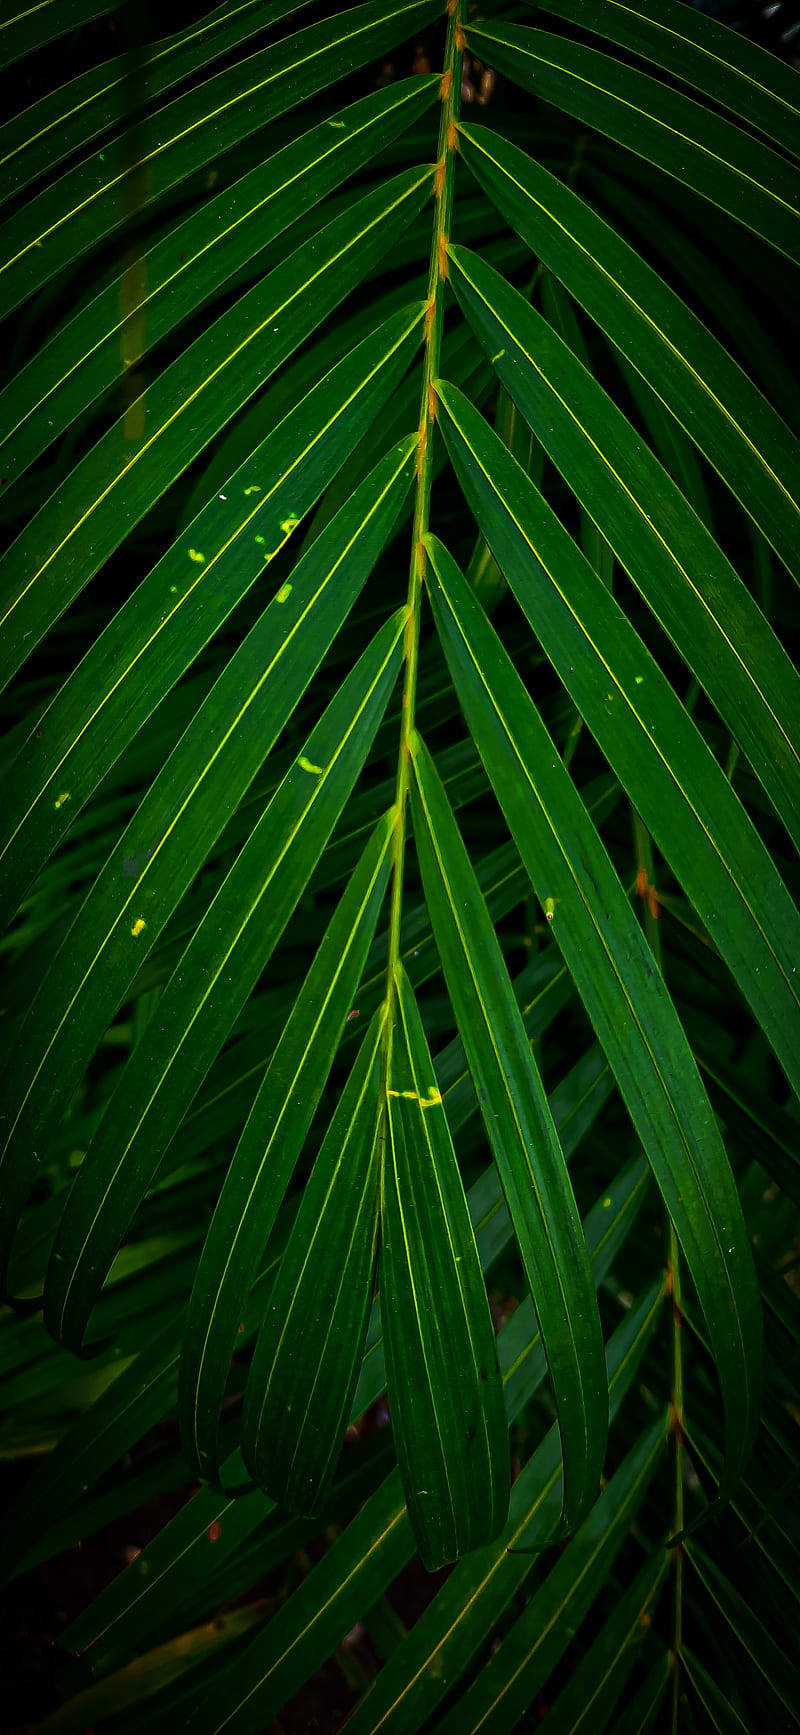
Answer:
[{"left": 1, "top": 0, "right": 799, "bottom": 1729}]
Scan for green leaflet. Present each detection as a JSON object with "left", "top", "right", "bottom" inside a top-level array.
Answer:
[
  {"left": 342, "top": 1272, "right": 662, "bottom": 1735},
  {"left": 42, "top": 611, "right": 405, "bottom": 1349},
  {"left": 1, "top": 80, "right": 437, "bottom": 487},
  {"left": 381, "top": 962, "right": 509, "bottom": 1568},
  {"left": 180, "top": 1185, "right": 656, "bottom": 1735},
  {"left": 410, "top": 731, "right": 607, "bottom": 1535},
  {"left": 240, "top": 1007, "right": 386, "bottom": 1512},
  {"left": 0, "top": 0, "right": 440, "bottom": 316},
  {"left": 180, "top": 808, "right": 395, "bottom": 1488},
  {"left": 539, "top": 0, "right": 800, "bottom": 161},
  {"left": 464, "top": 18, "right": 800, "bottom": 263},
  {"left": 0, "top": 441, "right": 415, "bottom": 1305},
  {"left": 0, "top": 301, "right": 425, "bottom": 914},
  {"left": 455, "top": 123, "right": 800, "bottom": 589},
  {"left": 0, "top": 167, "right": 432, "bottom": 690},
  {"left": 435, "top": 1417, "right": 667, "bottom": 1735},
  {"left": 0, "top": 0, "right": 116, "bottom": 70},
  {"left": 0, "top": 3, "right": 318, "bottom": 205},
  {"left": 435, "top": 345, "right": 800, "bottom": 1089},
  {"left": 422, "top": 531, "right": 764, "bottom": 1502},
  {"left": 442, "top": 246, "right": 800, "bottom": 857}
]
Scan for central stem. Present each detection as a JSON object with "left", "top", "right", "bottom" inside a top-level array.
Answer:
[{"left": 384, "top": 0, "right": 464, "bottom": 998}]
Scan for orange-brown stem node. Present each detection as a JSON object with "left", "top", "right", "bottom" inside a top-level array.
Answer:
[
  {"left": 447, "top": 118, "right": 459, "bottom": 154},
  {"left": 424, "top": 296, "right": 436, "bottom": 343},
  {"left": 440, "top": 67, "right": 453, "bottom": 101},
  {"left": 646, "top": 884, "right": 661, "bottom": 920},
  {"left": 433, "top": 156, "right": 447, "bottom": 198},
  {"left": 455, "top": 23, "right": 466, "bottom": 48},
  {"left": 438, "top": 232, "right": 449, "bottom": 279},
  {"left": 672, "top": 1297, "right": 685, "bottom": 1330},
  {"left": 635, "top": 865, "right": 649, "bottom": 899},
  {"left": 428, "top": 380, "right": 438, "bottom": 420}
]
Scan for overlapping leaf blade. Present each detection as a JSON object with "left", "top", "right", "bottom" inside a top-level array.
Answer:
[
  {"left": 432, "top": 377, "right": 800, "bottom": 1094},
  {"left": 0, "top": 440, "right": 415, "bottom": 1300},
  {"left": 381, "top": 961, "right": 509, "bottom": 1568},
  {"left": 0, "top": 0, "right": 318, "bottom": 204},
  {"left": 540, "top": 0, "right": 800, "bottom": 160},
  {"left": 42, "top": 610, "right": 405, "bottom": 1350},
  {"left": 0, "top": 167, "right": 432, "bottom": 688},
  {"left": 423, "top": 530, "right": 764, "bottom": 1501},
  {"left": 1, "top": 80, "right": 437, "bottom": 489},
  {"left": 0, "top": 301, "right": 425, "bottom": 914},
  {"left": 240, "top": 1007, "right": 386, "bottom": 1513},
  {"left": 443, "top": 247, "right": 800, "bottom": 856},
  {"left": 464, "top": 17, "right": 800, "bottom": 263},
  {"left": 435, "top": 1417, "right": 666, "bottom": 1735},
  {"left": 409, "top": 731, "right": 607, "bottom": 1535},
  {"left": 180, "top": 807, "right": 395, "bottom": 1488},
  {"left": 0, "top": 0, "right": 440, "bottom": 316},
  {"left": 455, "top": 123, "right": 800, "bottom": 588}
]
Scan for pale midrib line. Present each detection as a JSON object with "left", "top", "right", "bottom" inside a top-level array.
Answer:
[
  {"left": 55, "top": 640, "right": 401, "bottom": 1336},
  {"left": 445, "top": 398, "right": 799, "bottom": 1003},
  {"left": 252, "top": 1025, "right": 384, "bottom": 1445},
  {"left": 2, "top": 7, "right": 414, "bottom": 272},
  {"left": 1, "top": 180, "right": 426, "bottom": 627},
  {"left": 1, "top": 319, "right": 420, "bottom": 857},
  {"left": 478, "top": 29, "right": 799, "bottom": 223},
  {"left": 461, "top": 142, "right": 799, "bottom": 521},
  {"left": 1, "top": 467, "right": 407, "bottom": 1172},
  {"left": 447, "top": 286, "right": 798, "bottom": 774},
  {"left": 443, "top": 580, "right": 736, "bottom": 1300},
  {"left": 466, "top": 1445, "right": 663, "bottom": 1733},
  {"left": 3, "top": 97, "right": 422, "bottom": 447},
  {"left": 414, "top": 767, "right": 586, "bottom": 1461},
  {"left": 189, "top": 833, "right": 391, "bottom": 1465}
]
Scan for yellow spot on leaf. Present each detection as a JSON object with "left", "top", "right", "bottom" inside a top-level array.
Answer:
[
  {"left": 188, "top": 549, "right": 205, "bottom": 564},
  {"left": 280, "top": 513, "right": 300, "bottom": 536},
  {"left": 244, "top": 485, "right": 260, "bottom": 496},
  {"left": 603, "top": 1196, "right": 613, "bottom": 1208},
  {"left": 491, "top": 349, "right": 505, "bottom": 364},
  {"left": 544, "top": 897, "right": 558, "bottom": 921},
  {"left": 131, "top": 918, "right": 146, "bottom": 937},
  {"left": 329, "top": 119, "right": 346, "bottom": 128},
  {"left": 54, "top": 792, "right": 71, "bottom": 809},
  {"left": 387, "top": 1086, "right": 442, "bottom": 1109},
  {"left": 276, "top": 583, "right": 292, "bottom": 603},
  {"left": 298, "top": 755, "right": 323, "bottom": 775},
  {"left": 635, "top": 675, "right": 644, "bottom": 685}
]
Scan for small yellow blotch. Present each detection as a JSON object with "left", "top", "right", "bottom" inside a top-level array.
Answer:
[
  {"left": 491, "top": 350, "right": 505, "bottom": 365},
  {"left": 544, "top": 896, "right": 559, "bottom": 922},
  {"left": 387, "top": 1086, "right": 442, "bottom": 1109},
  {"left": 243, "top": 485, "right": 261, "bottom": 496},
  {"left": 54, "top": 791, "right": 71, "bottom": 810},
  {"left": 131, "top": 918, "right": 146, "bottom": 938},
  {"left": 298, "top": 755, "right": 323, "bottom": 775},
  {"left": 188, "top": 549, "right": 206, "bottom": 564},
  {"left": 634, "top": 675, "right": 644, "bottom": 685},
  {"left": 276, "top": 583, "right": 292, "bottom": 603},
  {"left": 329, "top": 119, "right": 346, "bottom": 128},
  {"left": 280, "top": 513, "right": 300, "bottom": 536},
  {"left": 602, "top": 1196, "right": 613, "bottom": 1208},
  {"left": 254, "top": 534, "right": 265, "bottom": 545}
]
